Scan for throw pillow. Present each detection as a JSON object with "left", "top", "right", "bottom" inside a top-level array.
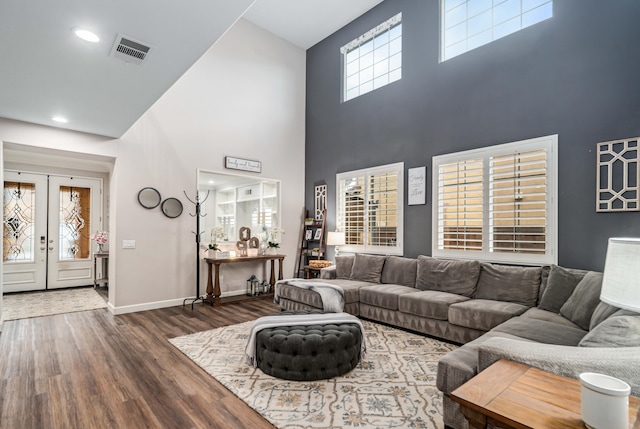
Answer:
[
  {"left": 380, "top": 256, "right": 417, "bottom": 288},
  {"left": 474, "top": 263, "right": 541, "bottom": 307},
  {"left": 560, "top": 271, "right": 604, "bottom": 330},
  {"left": 335, "top": 256, "right": 355, "bottom": 279},
  {"left": 579, "top": 315, "right": 640, "bottom": 347},
  {"left": 415, "top": 256, "right": 480, "bottom": 297},
  {"left": 538, "top": 265, "right": 588, "bottom": 313},
  {"left": 589, "top": 300, "right": 620, "bottom": 330},
  {"left": 349, "top": 253, "right": 386, "bottom": 283}
]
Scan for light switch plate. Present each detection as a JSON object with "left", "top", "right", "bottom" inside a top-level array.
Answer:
[{"left": 122, "top": 240, "right": 136, "bottom": 249}]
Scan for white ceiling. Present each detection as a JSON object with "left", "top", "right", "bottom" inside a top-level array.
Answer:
[{"left": 0, "top": 0, "right": 382, "bottom": 139}]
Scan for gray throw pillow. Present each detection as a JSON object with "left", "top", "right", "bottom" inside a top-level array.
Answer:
[
  {"left": 474, "top": 263, "right": 541, "bottom": 307},
  {"left": 349, "top": 253, "right": 386, "bottom": 283},
  {"left": 579, "top": 315, "right": 640, "bottom": 347},
  {"left": 415, "top": 256, "right": 480, "bottom": 297},
  {"left": 380, "top": 256, "right": 417, "bottom": 288},
  {"left": 538, "top": 265, "right": 588, "bottom": 313},
  {"left": 589, "top": 300, "right": 620, "bottom": 330},
  {"left": 560, "top": 271, "right": 603, "bottom": 331},
  {"left": 335, "top": 256, "right": 355, "bottom": 280}
]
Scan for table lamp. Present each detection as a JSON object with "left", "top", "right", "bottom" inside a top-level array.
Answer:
[
  {"left": 326, "top": 231, "right": 346, "bottom": 258},
  {"left": 580, "top": 237, "right": 640, "bottom": 429}
]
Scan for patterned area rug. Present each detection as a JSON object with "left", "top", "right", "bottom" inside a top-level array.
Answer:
[
  {"left": 2, "top": 287, "right": 107, "bottom": 321},
  {"left": 170, "top": 320, "right": 457, "bottom": 428}
]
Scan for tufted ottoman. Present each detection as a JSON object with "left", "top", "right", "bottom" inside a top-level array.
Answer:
[{"left": 254, "top": 312, "right": 363, "bottom": 381}]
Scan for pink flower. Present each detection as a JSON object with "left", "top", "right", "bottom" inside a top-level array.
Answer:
[{"left": 90, "top": 231, "right": 108, "bottom": 245}]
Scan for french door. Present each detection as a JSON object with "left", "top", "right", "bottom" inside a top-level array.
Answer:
[{"left": 3, "top": 171, "right": 102, "bottom": 292}]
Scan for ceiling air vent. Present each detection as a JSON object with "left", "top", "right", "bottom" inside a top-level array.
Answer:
[{"left": 110, "top": 34, "right": 153, "bottom": 65}]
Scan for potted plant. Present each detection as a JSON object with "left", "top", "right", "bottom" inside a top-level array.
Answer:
[{"left": 207, "top": 243, "right": 220, "bottom": 258}]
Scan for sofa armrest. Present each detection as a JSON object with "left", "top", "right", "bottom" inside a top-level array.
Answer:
[
  {"left": 320, "top": 266, "right": 336, "bottom": 280},
  {"left": 477, "top": 337, "right": 640, "bottom": 396}
]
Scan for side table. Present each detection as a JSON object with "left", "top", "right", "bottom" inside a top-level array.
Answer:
[
  {"left": 303, "top": 265, "right": 321, "bottom": 279},
  {"left": 451, "top": 359, "right": 640, "bottom": 429},
  {"left": 93, "top": 252, "right": 109, "bottom": 288}
]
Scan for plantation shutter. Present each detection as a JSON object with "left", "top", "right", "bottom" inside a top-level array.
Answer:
[
  {"left": 337, "top": 162, "right": 404, "bottom": 255},
  {"left": 489, "top": 149, "right": 547, "bottom": 254},
  {"left": 338, "top": 176, "right": 365, "bottom": 246},
  {"left": 368, "top": 171, "right": 399, "bottom": 247},
  {"left": 437, "top": 158, "right": 484, "bottom": 251},
  {"left": 432, "top": 135, "right": 557, "bottom": 265}
]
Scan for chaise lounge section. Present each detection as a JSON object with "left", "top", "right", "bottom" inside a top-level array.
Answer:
[{"left": 275, "top": 254, "right": 640, "bottom": 429}]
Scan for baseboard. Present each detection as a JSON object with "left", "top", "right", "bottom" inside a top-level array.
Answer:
[
  {"left": 111, "top": 297, "right": 194, "bottom": 315},
  {"left": 110, "top": 289, "right": 247, "bottom": 315}
]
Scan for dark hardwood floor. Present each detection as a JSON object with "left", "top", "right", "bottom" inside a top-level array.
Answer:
[{"left": 0, "top": 296, "right": 280, "bottom": 429}]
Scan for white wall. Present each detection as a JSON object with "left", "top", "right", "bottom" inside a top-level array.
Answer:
[
  {"left": 110, "top": 18, "right": 306, "bottom": 310},
  {"left": 1, "top": 18, "right": 306, "bottom": 316}
]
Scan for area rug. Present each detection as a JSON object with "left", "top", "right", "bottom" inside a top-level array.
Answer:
[
  {"left": 2, "top": 287, "right": 107, "bottom": 321},
  {"left": 169, "top": 320, "right": 458, "bottom": 428}
]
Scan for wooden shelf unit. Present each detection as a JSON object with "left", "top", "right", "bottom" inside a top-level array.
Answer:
[{"left": 295, "top": 208, "right": 326, "bottom": 277}]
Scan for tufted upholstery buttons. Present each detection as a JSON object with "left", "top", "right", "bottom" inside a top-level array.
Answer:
[{"left": 255, "top": 312, "right": 362, "bottom": 381}]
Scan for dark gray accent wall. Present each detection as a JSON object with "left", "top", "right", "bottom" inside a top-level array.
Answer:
[{"left": 305, "top": 0, "right": 640, "bottom": 271}]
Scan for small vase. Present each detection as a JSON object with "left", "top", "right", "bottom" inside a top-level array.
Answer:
[
  {"left": 97, "top": 244, "right": 104, "bottom": 253},
  {"left": 267, "top": 247, "right": 277, "bottom": 255}
]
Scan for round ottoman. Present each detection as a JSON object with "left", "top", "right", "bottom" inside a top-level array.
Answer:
[{"left": 255, "top": 314, "right": 363, "bottom": 381}]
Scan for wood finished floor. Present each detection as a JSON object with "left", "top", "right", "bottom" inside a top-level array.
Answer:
[{"left": 0, "top": 297, "right": 280, "bottom": 429}]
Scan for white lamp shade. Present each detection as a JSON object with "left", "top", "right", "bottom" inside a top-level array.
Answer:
[
  {"left": 600, "top": 237, "right": 640, "bottom": 313},
  {"left": 326, "top": 231, "right": 346, "bottom": 246}
]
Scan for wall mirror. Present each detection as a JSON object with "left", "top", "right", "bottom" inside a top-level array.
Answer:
[
  {"left": 197, "top": 169, "right": 281, "bottom": 245},
  {"left": 138, "top": 187, "right": 161, "bottom": 209},
  {"left": 161, "top": 197, "right": 183, "bottom": 218}
]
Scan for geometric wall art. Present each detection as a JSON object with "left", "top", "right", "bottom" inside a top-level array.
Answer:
[
  {"left": 314, "top": 184, "right": 327, "bottom": 220},
  {"left": 596, "top": 137, "right": 639, "bottom": 212}
]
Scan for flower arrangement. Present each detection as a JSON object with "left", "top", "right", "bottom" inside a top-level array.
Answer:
[
  {"left": 267, "top": 227, "right": 284, "bottom": 248},
  {"left": 90, "top": 231, "right": 108, "bottom": 245},
  {"left": 90, "top": 231, "right": 108, "bottom": 252}
]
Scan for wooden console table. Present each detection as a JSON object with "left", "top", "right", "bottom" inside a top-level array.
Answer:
[
  {"left": 204, "top": 254, "right": 285, "bottom": 305},
  {"left": 451, "top": 359, "right": 640, "bottom": 429}
]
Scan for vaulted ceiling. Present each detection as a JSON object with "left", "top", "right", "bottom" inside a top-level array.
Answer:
[{"left": 0, "top": 0, "right": 382, "bottom": 139}]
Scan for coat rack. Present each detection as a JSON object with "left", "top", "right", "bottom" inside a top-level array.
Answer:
[{"left": 182, "top": 190, "right": 214, "bottom": 309}]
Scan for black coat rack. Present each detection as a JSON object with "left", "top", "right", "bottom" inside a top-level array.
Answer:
[{"left": 183, "top": 190, "right": 214, "bottom": 309}]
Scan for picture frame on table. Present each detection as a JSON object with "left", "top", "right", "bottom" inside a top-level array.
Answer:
[{"left": 314, "top": 228, "right": 323, "bottom": 240}]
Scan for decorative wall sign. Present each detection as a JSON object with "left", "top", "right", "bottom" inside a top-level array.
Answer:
[
  {"left": 224, "top": 156, "right": 262, "bottom": 173},
  {"left": 596, "top": 137, "right": 639, "bottom": 212},
  {"left": 314, "top": 184, "right": 327, "bottom": 221},
  {"left": 408, "top": 166, "right": 426, "bottom": 205}
]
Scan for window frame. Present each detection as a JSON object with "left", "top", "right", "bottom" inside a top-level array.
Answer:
[
  {"left": 341, "top": 13, "right": 402, "bottom": 103},
  {"left": 440, "top": 0, "right": 554, "bottom": 62},
  {"left": 432, "top": 135, "right": 558, "bottom": 265},
  {"left": 336, "top": 162, "right": 405, "bottom": 255}
]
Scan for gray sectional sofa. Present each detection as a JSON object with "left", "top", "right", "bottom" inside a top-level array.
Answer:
[{"left": 275, "top": 253, "right": 640, "bottom": 429}]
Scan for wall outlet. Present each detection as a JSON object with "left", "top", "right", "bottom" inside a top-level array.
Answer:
[{"left": 122, "top": 240, "right": 136, "bottom": 249}]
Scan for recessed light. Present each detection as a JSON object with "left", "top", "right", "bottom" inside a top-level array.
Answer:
[
  {"left": 52, "top": 116, "right": 68, "bottom": 123},
  {"left": 74, "top": 28, "right": 100, "bottom": 43}
]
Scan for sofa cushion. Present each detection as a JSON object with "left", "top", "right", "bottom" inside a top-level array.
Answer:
[
  {"left": 415, "top": 256, "right": 480, "bottom": 297},
  {"left": 335, "top": 256, "right": 355, "bottom": 280},
  {"left": 520, "top": 307, "right": 582, "bottom": 329},
  {"left": 537, "top": 265, "right": 551, "bottom": 303},
  {"left": 448, "top": 299, "right": 528, "bottom": 332},
  {"left": 538, "top": 265, "right": 588, "bottom": 313},
  {"left": 359, "top": 284, "right": 417, "bottom": 311},
  {"left": 398, "top": 290, "right": 470, "bottom": 321},
  {"left": 491, "top": 317, "right": 587, "bottom": 346},
  {"left": 560, "top": 271, "right": 603, "bottom": 330},
  {"left": 474, "top": 264, "right": 541, "bottom": 307},
  {"left": 380, "top": 256, "right": 417, "bottom": 288},
  {"left": 350, "top": 253, "right": 386, "bottom": 283},
  {"left": 579, "top": 315, "right": 640, "bottom": 347},
  {"left": 436, "top": 331, "right": 530, "bottom": 394}
]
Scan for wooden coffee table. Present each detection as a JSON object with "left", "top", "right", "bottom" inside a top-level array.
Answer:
[{"left": 451, "top": 359, "right": 640, "bottom": 429}]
